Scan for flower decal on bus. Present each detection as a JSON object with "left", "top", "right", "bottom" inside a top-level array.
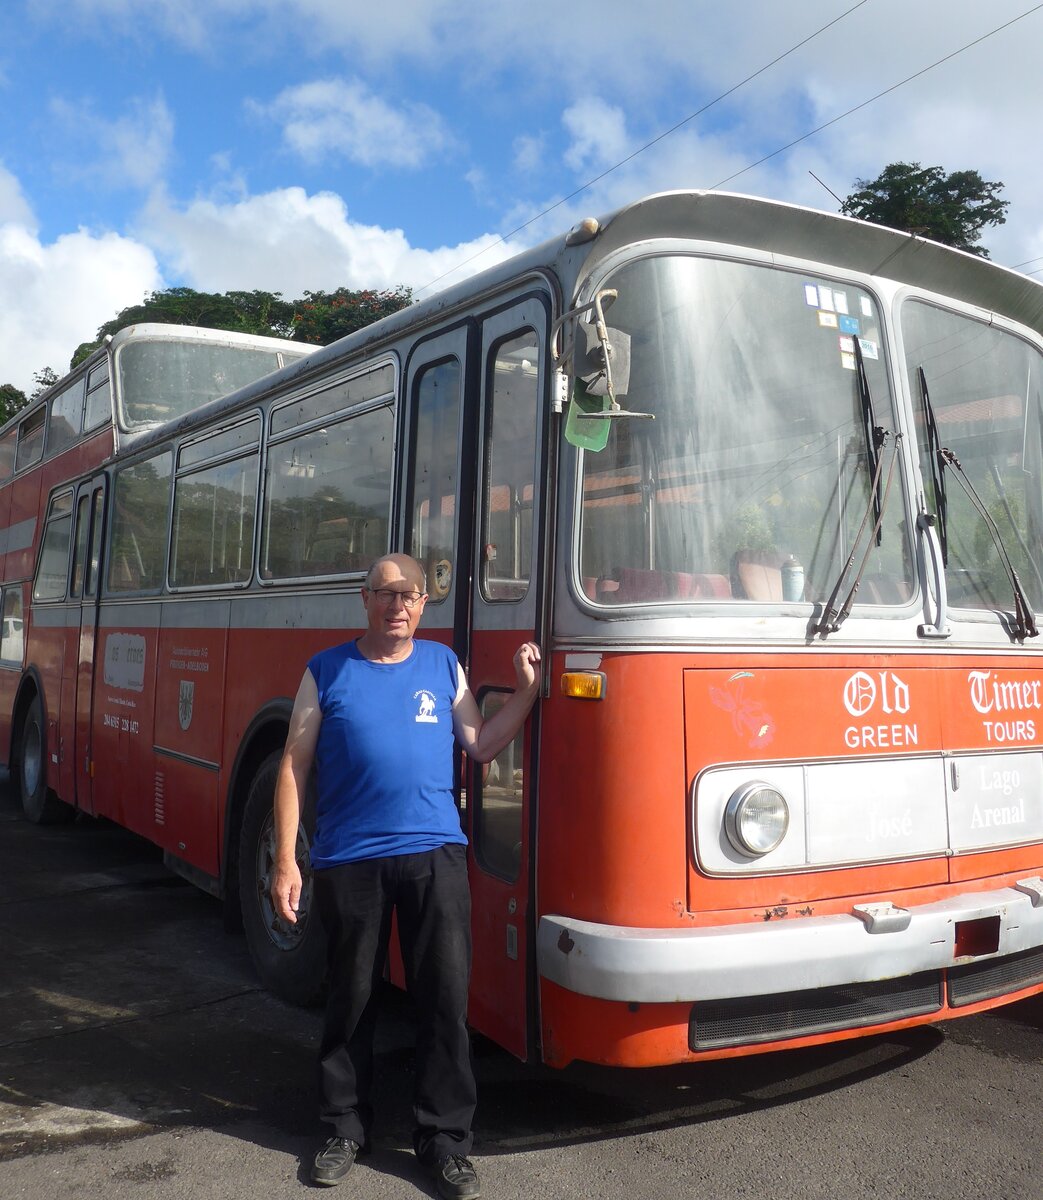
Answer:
[{"left": 709, "top": 671, "right": 775, "bottom": 749}]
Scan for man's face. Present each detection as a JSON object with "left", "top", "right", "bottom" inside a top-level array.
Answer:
[{"left": 362, "top": 557, "right": 428, "bottom": 643}]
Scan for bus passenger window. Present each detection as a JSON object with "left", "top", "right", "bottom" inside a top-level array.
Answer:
[
  {"left": 83, "top": 362, "right": 112, "bottom": 432},
  {"left": 170, "top": 454, "right": 258, "bottom": 588},
  {"left": 480, "top": 332, "right": 538, "bottom": 601},
  {"left": 409, "top": 359, "right": 461, "bottom": 601},
  {"left": 33, "top": 491, "right": 74, "bottom": 601},
  {"left": 261, "top": 405, "right": 393, "bottom": 580},
  {"left": 473, "top": 691, "right": 523, "bottom": 882},
  {"left": 108, "top": 452, "right": 172, "bottom": 593},
  {"left": 71, "top": 494, "right": 91, "bottom": 598},
  {"left": 0, "top": 428, "right": 16, "bottom": 483},
  {"left": 0, "top": 589, "right": 24, "bottom": 664},
  {"left": 48, "top": 379, "right": 86, "bottom": 457},
  {"left": 15, "top": 408, "right": 45, "bottom": 472}
]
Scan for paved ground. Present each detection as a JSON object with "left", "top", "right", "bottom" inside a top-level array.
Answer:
[{"left": 1, "top": 780, "right": 1041, "bottom": 1199}]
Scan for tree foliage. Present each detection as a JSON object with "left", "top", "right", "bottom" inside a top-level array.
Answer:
[
  {"left": 840, "top": 162, "right": 1009, "bottom": 258},
  {"left": 289, "top": 287, "right": 413, "bottom": 345},
  {"left": 0, "top": 383, "right": 28, "bottom": 425},
  {"left": 30, "top": 367, "right": 60, "bottom": 399},
  {"left": 70, "top": 283, "right": 414, "bottom": 368}
]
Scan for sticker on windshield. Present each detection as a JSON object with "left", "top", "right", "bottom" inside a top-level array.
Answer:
[
  {"left": 840, "top": 351, "right": 856, "bottom": 371},
  {"left": 858, "top": 338, "right": 879, "bottom": 359},
  {"left": 860, "top": 296, "right": 873, "bottom": 317},
  {"left": 818, "top": 310, "right": 838, "bottom": 329},
  {"left": 838, "top": 315, "right": 860, "bottom": 335},
  {"left": 803, "top": 283, "right": 819, "bottom": 306},
  {"left": 818, "top": 286, "right": 835, "bottom": 311},
  {"left": 839, "top": 335, "right": 855, "bottom": 354},
  {"left": 834, "top": 291, "right": 849, "bottom": 315}
]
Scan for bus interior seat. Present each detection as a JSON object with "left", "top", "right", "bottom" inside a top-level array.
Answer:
[
  {"left": 860, "top": 574, "right": 913, "bottom": 604},
  {"left": 596, "top": 567, "right": 732, "bottom": 603},
  {"left": 733, "top": 550, "right": 783, "bottom": 601}
]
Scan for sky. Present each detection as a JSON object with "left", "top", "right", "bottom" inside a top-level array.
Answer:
[{"left": 1, "top": 0, "right": 1043, "bottom": 394}]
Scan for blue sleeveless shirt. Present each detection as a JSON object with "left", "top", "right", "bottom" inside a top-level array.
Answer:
[{"left": 307, "top": 638, "right": 467, "bottom": 867}]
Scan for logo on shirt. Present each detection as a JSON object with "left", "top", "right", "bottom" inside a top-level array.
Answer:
[{"left": 414, "top": 690, "right": 438, "bottom": 723}]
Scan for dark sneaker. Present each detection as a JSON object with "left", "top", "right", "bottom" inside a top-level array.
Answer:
[
  {"left": 432, "top": 1154, "right": 481, "bottom": 1200},
  {"left": 311, "top": 1136, "right": 362, "bottom": 1186}
]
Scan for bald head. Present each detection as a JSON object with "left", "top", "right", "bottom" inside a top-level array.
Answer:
[{"left": 365, "top": 554, "right": 427, "bottom": 593}]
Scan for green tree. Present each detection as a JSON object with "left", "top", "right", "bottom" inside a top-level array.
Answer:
[
  {"left": 30, "top": 367, "right": 60, "bottom": 399},
  {"left": 0, "top": 383, "right": 28, "bottom": 424},
  {"left": 840, "top": 162, "right": 1009, "bottom": 258},
  {"left": 290, "top": 287, "right": 413, "bottom": 345}
]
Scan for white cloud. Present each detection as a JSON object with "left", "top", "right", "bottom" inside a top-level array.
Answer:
[
  {"left": 50, "top": 94, "right": 175, "bottom": 190},
  {"left": 512, "top": 134, "right": 545, "bottom": 176},
  {"left": 254, "top": 78, "right": 454, "bottom": 169},
  {"left": 562, "top": 98, "right": 630, "bottom": 173},
  {"left": 0, "top": 218, "right": 160, "bottom": 392},
  {"left": 138, "top": 185, "right": 517, "bottom": 298},
  {"left": 0, "top": 163, "right": 35, "bottom": 227}
]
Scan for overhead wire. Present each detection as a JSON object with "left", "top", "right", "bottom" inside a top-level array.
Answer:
[
  {"left": 414, "top": 2, "right": 1043, "bottom": 297},
  {"left": 412, "top": 0, "right": 871, "bottom": 296},
  {"left": 711, "top": 2, "right": 1043, "bottom": 189}
]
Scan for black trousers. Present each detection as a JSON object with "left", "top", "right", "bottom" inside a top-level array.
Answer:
[{"left": 313, "top": 844, "right": 476, "bottom": 1163}]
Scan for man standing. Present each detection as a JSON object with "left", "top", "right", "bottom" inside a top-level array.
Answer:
[{"left": 271, "top": 553, "right": 541, "bottom": 1199}]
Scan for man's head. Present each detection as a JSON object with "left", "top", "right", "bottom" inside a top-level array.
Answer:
[{"left": 361, "top": 554, "right": 429, "bottom": 646}]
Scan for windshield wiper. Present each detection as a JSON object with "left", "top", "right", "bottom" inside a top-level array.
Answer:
[
  {"left": 937, "top": 447, "right": 1038, "bottom": 640},
  {"left": 857, "top": 338, "right": 887, "bottom": 546},
  {"left": 917, "top": 365, "right": 1038, "bottom": 642},
  {"left": 814, "top": 340, "right": 899, "bottom": 636},
  {"left": 917, "top": 366, "right": 949, "bottom": 562}
]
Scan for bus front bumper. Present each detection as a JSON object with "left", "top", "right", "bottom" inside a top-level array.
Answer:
[{"left": 536, "top": 877, "right": 1043, "bottom": 1003}]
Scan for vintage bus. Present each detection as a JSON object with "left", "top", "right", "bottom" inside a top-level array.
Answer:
[{"left": 6, "top": 191, "right": 1043, "bottom": 1069}]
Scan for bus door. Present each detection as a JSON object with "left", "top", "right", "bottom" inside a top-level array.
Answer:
[
  {"left": 71, "top": 474, "right": 107, "bottom": 814},
  {"left": 467, "top": 297, "right": 549, "bottom": 1061},
  {"left": 403, "top": 302, "right": 548, "bottom": 1060}
]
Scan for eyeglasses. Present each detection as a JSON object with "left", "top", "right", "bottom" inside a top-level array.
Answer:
[{"left": 369, "top": 588, "right": 424, "bottom": 608}]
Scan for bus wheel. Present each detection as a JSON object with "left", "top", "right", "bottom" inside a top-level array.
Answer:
[
  {"left": 20, "top": 695, "right": 73, "bottom": 825},
  {"left": 238, "top": 751, "right": 326, "bottom": 1006}
]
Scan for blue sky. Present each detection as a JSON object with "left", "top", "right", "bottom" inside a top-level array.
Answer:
[{"left": 2, "top": 0, "right": 1042, "bottom": 392}]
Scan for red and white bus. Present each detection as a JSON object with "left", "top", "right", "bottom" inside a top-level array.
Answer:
[{"left": 6, "top": 191, "right": 1043, "bottom": 1069}]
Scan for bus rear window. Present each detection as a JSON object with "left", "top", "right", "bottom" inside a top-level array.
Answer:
[{"left": 117, "top": 341, "right": 285, "bottom": 429}]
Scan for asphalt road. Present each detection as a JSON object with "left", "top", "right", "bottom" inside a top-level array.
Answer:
[{"left": 1, "top": 783, "right": 1041, "bottom": 1200}]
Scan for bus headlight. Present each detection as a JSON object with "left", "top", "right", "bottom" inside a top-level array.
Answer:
[{"left": 724, "top": 783, "right": 789, "bottom": 857}]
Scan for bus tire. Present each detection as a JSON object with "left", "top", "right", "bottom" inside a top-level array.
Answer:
[
  {"left": 238, "top": 750, "right": 326, "bottom": 1006},
  {"left": 19, "top": 695, "right": 74, "bottom": 825}
]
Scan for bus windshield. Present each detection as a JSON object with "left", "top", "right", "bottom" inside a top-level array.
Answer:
[
  {"left": 577, "top": 254, "right": 913, "bottom": 608},
  {"left": 116, "top": 338, "right": 309, "bottom": 430},
  {"left": 902, "top": 301, "right": 1043, "bottom": 615}
]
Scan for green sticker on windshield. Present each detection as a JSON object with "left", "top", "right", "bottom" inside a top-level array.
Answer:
[{"left": 564, "top": 379, "right": 611, "bottom": 452}]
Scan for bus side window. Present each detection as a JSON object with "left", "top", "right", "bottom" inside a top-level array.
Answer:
[
  {"left": 33, "top": 491, "right": 74, "bottom": 601},
  {"left": 83, "top": 362, "right": 112, "bottom": 432},
  {"left": 48, "top": 379, "right": 86, "bottom": 458},
  {"left": 108, "top": 452, "right": 173, "bottom": 594},
  {"left": 480, "top": 331, "right": 538, "bottom": 602},
  {"left": 0, "top": 588, "right": 24, "bottom": 665},
  {"left": 170, "top": 452, "right": 259, "bottom": 588},
  {"left": 408, "top": 358, "right": 462, "bottom": 600},
  {"left": 261, "top": 403, "right": 394, "bottom": 581},
  {"left": 473, "top": 691, "right": 523, "bottom": 882},
  {"left": 0, "top": 428, "right": 16, "bottom": 483},
  {"left": 15, "top": 407, "right": 45, "bottom": 472},
  {"left": 71, "top": 493, "right": 91, "bottom": 598}
]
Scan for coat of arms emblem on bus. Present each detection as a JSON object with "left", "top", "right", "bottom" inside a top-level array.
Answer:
[{"left": 179, "top": 680, "right": 195, "bottom": 731}]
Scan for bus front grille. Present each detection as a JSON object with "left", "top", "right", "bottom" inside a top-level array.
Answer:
[
  {"left": 948, "top": 946, "right": 1043, "bottom": 1008},
  {"left": 689, "top": 973, "right": 943, "bottom": 1051}
]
